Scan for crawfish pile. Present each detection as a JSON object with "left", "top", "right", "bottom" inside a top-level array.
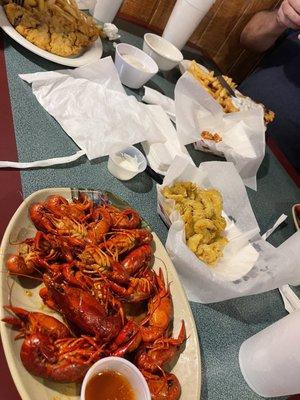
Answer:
[{"left": 3, "top": 192, "right": 185, "bottom": 400}]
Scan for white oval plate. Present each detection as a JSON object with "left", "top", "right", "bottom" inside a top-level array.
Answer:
[
  {"left": 0, "top": 7, "right": 102, "bottom": 67},
  {"left": 0, "top": 188, "right": 201, "bottom": 400}
]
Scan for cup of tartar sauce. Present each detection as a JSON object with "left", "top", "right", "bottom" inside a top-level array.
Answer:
[
  {"left": 115, "top": 43, "right": 158, "bottom": 89},
  {"left": 108, "top": 146, "right": 147, "bottom": 180}
]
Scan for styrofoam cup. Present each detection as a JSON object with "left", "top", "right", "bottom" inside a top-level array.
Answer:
[
  {"left": 115, "top": 43, "right": 158, "bottom": 89},
  {"left": 162, "top": 0, "right": 215, "bottom": 50},
  {"left": 239, "top": 309, "right": 300, "bottom": 397},
  {"left": 92, "top": 0, "right": 123, "bottom": 23},
  {"left": 143, "top": 33, "right": 183, "bottom": 71},
  {"left": 81, "top": 357, "right": 151, "bottom": 400},
  {"left": 107, "top": 146, "right": 147, "bottom": 181}
]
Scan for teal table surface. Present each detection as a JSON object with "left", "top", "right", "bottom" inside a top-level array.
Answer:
[{"left": 1, "top": 17, "right": 300, "bottom": 400}]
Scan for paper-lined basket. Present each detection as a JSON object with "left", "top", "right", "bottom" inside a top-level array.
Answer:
[
  {"left": 175, "top": 63, "right": 267, "bottom": 190},
  {"left": 157, "top": 157, "right": 300, "bottom": 303}
]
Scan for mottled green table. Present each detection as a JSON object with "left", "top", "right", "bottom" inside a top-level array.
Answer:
[{"left": 1, "top": 17, "right": 300, "bottom": 400}]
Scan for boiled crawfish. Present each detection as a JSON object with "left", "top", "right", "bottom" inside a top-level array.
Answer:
[
  {"left": 3, "top": 193, "right": 186, "bottom": 394},
  {"left": 42, "top": 274, "right": 123, "bottom": 342},
  {"left": 45, "top": 193, "right": 92, "bottom": 221},
  {"left": 140, "top": 268, "right": 173, "bottom": 343},
  {"left": 135, "top": 320, "right": 186, "bottom": 373},
  {"left": 142, "top": 370, "right": 181, "bottom": 400},
  {"left": 2, "top": 306, "right": 104, "bottom": 382},
  {"left": 104, "top": 205, "right": 141, "bottom": 229}
]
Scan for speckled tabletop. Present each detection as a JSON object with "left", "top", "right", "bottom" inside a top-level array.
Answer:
[{"left": 1, "top": 17, "right": 300, "bottom": 400}]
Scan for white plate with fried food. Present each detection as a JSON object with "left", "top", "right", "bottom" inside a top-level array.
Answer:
[{"left": 0, "top": 2, "right": 103, "bottom": 67}]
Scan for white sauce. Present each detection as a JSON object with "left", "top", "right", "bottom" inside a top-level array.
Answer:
[
  {"left": 114, "top": 153, "right": 140, "bottom": 172},
  {"left": 122, "top": 54, "right": 151, "bottom": 72}
]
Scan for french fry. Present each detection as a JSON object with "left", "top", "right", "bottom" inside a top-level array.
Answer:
[{"left": 188, "top": 61, "right": 239, "bottom": 114}]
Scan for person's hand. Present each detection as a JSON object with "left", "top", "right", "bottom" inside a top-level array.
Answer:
[{"left": 277, "top": 0, "right": 300, "bottom": 29}]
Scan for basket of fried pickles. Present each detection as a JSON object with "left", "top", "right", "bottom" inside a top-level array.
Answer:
[{"left": 156, "top": 156, "right": 289, "bottom": 304}]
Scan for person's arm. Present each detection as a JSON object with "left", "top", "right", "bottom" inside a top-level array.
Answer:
[
  {"left": 240, "top": 10, "right": 286, "bottom": 52},
  {"left": 241, "top": 0, "right": 300, "bottom": 53}
]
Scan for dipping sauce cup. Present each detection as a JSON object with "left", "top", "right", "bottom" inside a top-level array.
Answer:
[
  {"left": 115, "top": 43, "right": 158, "bottom": 89},
  {"left": 107, "top": 146, "right": 147, "bottom": 181},
  {"left": 81, "top": 357, "right": 151, "bottom": 400}
]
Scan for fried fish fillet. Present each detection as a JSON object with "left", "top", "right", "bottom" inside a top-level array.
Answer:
[{"left": 4, "top": 1, "right": 101, "bottom": 57}]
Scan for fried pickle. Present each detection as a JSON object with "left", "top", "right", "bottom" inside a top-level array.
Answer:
[{"left": 162, "top": 182, "right": 228, "bottom": 265}]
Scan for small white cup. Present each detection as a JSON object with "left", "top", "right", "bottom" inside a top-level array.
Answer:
[
  {"left": 143, "top": 33, "right": 183, "bottom": 71},
  {"left": 108, "top": 146, "right": 147, "bottom": 181},
  {"left": 239, "top": 309, "right": 300, "bottom": 397},
  {"left": 80, "top": 357, "right": 151, "bottom": 400},
  {"left": 114, "top": 43, "right": 158, "bottom": 89}
]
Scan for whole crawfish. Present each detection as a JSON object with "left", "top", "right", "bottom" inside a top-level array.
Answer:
[
  {"left": 6, "top": 232, "right": 83, "bottom": 277},
  {"left": 110, "top": 319, "right": 142, "bottom": 357},
  {"left": 45, "top": 193, "right": 93, "bottom": 222},
  {"left": 142, "top": 370, "right": 181, "bottom": 400},
  {"left": 2, "top": 306, "right": 104, "bottom": 383},
  {"left": 105, "top": 205, "right": 141, "bottom": 229},
  {"left": 30, "top": 203, "right": 87, "bottom": 239},
  {"left": 85, "top": 207, "right": 111, "bottom": 244},
  {"left": 140, "top": 268, "right": 173, "bottom": 343},
  {"left": 108, "top": 268, "right": 157, "bottom": 303},
  {"left": 121, "top": 244, "right": 152, "bottom": 275},
  {"left": 99, "top": 229, "right": 153, "bottom": 258},
  {"left": 6, "top": 237, "right": 48, "bottom": 276},
  {"left": 42, "top": 274, "right": 123, "bottom": 342},
  {"left": 135, "top": 320, "right": 186, "bottom": 373}
]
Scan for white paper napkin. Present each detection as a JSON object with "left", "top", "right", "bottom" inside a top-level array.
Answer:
[
  {"left": 142, "top": 105, "right": 193, "bottom": 175},
  {"left": 143, "top": 87, "right": 176, "bottom": 122},
  {"left": 20, "top": 57, "right": 163, "bottom": 161},
  {"left": 0, "top": 150, "right": 85, "bottom": 169}
]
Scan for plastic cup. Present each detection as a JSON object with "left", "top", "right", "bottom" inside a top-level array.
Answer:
[
  {"left": 92, "top": 0, "right": 123, "bottom": 23},
  {"left": 107, "top": 146, "right": 147, "bottom": 181},
  {"left": 81, "top": 357, "right": 151, "bottom": 400},
  {"left": 162, "top": 0, "right": 215, "bottom": 50},
  {"left": 239, "top": 309, "right": 300, "bottom": 397}
]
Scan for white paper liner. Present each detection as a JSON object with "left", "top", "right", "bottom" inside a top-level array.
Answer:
[
  {"left": 175, "top": 72, "right": 266, "bottom": 191},
  {"left": 157, "top": 156, "right": 300, "bottom": 303}
]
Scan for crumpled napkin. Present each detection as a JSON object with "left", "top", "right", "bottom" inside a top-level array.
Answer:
[
  {"left": 175, "top": 72, "right": 266, "bottom": 191},
  {"left": 143, "top": 86, "right": 176, "bottom": 122},
  {"left": 19, "top": 57, "right": 163, "bottom": 161},
  {"left": 142, "top": 105, "right": 193, "bottom": 175}
]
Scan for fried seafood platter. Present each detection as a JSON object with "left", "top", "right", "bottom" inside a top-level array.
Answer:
[
  {"left": 0, "top": 188, "right": 200, "bottom": 400},
  {"left": 2, "top": 0, "right": 102, "bottom": 57}
]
